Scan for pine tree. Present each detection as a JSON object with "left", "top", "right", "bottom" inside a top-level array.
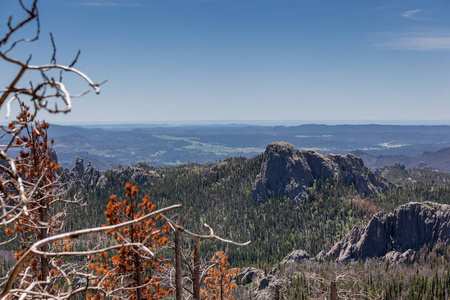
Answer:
[
  {"left": 201, "top": 251, "right": 239, "bottom": 300},
  {"left": 5, "top": 103, "right": 67, "bottom": 294},
  {"left": 89, "top": 183, "right": 173, "bottom": 299}
]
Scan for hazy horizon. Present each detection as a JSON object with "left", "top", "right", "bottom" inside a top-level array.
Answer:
[{"left": 48, "top": 120, "right": 450, "bottom": 127}]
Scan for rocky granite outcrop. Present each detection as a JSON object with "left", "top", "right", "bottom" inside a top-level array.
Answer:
[
  {"left": 68, "top": 157, "right": 107, "bottom": 188},
  {"left": 281, "top": 249, "right": 310, "bottom": 264},
  {"left": 49, "top": 148, "right": 58, "bottom": 164},
  {"left": 67, "top": 158, "right": 158, "bottom": 189},
  {"left": 324, "top": 202, "right": 450, "bottom": 262},
  {"left": 383, "top": 249, "right": 416, "bottom": 264},
  {"left": 237, "top": 267, "right": 265, "bottom": 286},
  {"left": 236, "top": 250, "right": 311, "bottom": 299},
  {"left": 252, "top": 142, "right": 386, "bottom": 202},
  {"left": 83, "top": 162, "right": 108, "bottom": 189},
  {"left": 70, "top": 157, "right": 85, "bottom": 179},
  {"left": 110, "top": 162, "right": 159, "bottom": 188}
]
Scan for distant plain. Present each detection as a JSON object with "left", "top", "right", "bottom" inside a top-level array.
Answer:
[{"left": 43, "top": 124, "right": 450, "bottom": 171}]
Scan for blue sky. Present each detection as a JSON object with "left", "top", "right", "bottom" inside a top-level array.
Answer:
[{"left": 1, "top": 0, "right": 449, "bottom": 124}]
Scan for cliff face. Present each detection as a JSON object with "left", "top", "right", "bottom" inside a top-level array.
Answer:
[
  {"left": 68, "top": 158, "right": 158, "bottom": 189},
  {"left": 252, "top": 142, "right": 386, "bottom": 202},
  {"left": 325, "top": 202, "right": 450, "bottom": 262}
]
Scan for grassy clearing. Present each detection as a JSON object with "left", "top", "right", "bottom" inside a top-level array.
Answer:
[{"left": 153, "top": 134, "right": 264, "bottom": 155}]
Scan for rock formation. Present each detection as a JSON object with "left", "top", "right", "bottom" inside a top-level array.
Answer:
[
  {"left": 383, "top": 249, "right": 416, "bottom": 264},
  {"left": 110, "top": 162, "right": 159, "bottom": 188},
  {"left": 67, "top": 158, "right": 159, "bottom": 189},
  {"left": 236, "top": 250, "right": 310, "bottom": 299},
  {"left": 324, "top": 202, "right": 450, "bottom": 262},
  {"left": 237, "top": 267, "right": 265, "bottom": 286},
  {"left": 48, "top": 148, "right": 58, "bottom": 164},
  {"left": 281, "top": 249, "right": 310, "bottom": 264},
  {"left": 252, "top": 142, "right": 386, "bottom": 202},
  {"left": 83, "top": 162, "right": 108, "bottom": 189},
  {"left": 67, "top": 157, "right": 107, "bottom": 188},
  {"left": 70, "top": 157, "right": 85, "bottom": 179}
]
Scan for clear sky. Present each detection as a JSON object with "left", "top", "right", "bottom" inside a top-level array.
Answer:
[{"left": 1, "top": 0, "right": 449, "bottom": 124}]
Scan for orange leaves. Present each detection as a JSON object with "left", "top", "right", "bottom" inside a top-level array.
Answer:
[
  {"left": 201, "top": 251, "right": 239, "bottom": 300},
  {"left": 50, "top": 268, "right": 59, "bottom": 277},
  {"left": 8, "top": 104, "right": 63, "bottom": 288},
  {"left": 88, "top": 183, "right": 172, "bottom": 299},
  {"left": 157, "top": 237, "right": 169, "bottom": 246},
  {"left": 125, "top": 182, "right": 139, "bottom": 199},
  {"left": 4, "top": 227, "right": 13, "bottom": 235},
  {"left": 62, "top": 239, "right": 72, "bottom": 252},
  {"left": 30, "top": 258, "right": 38, "bottom": 269},
  {"left": 125, "top": 204, "right": 135, "bottom": 218},
  {"left": 86, "top": 293, "right": 101, "bottom": 300}
]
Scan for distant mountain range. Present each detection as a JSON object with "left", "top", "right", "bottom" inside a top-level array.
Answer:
[
  {"left": 352, "top": 148, "right": 450, "bottom": 172},
  {"left": 44, "top": 124, "right": 450, "bottom": 170}
]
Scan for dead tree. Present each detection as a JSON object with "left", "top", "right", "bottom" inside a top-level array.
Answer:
[
  {"left": 0, "top": 0, "right": 103, "bottom": 230},
  {"left": 163, "top": 212, "right": 250, "bottom": 300},
  {"left": 304, "top": 270, "right": 383, "bottom": 300}
]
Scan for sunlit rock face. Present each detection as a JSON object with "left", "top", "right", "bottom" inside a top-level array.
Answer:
[
  {"left": 325, "top": 202, "right": 450, "bottom": 262},
  {"left": 252, "top": 142, "right": 386, "bottom": 202}
]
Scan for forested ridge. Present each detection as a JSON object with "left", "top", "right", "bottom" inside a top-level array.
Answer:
[
  {"left": 57, "top": 156, "right": 450, "bottom": 268},
  {"left": 2, "top": 155, "right": 450, "bottom": 299},
  {"left": 54, "top": 157, "right": 450, "bottom": 299}
]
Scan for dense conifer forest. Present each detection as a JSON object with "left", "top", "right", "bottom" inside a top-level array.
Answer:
[
  {"left": 49, "top": 157, "right": 450, "bottom": 266},
  {"left": 2, "top": 152, "right": 450, "bottom": 299}
]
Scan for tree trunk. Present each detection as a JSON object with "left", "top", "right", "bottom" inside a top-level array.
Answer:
[
  {"left": 330, "top": 281, "right": 337, "bottom": 300},
  {"left": 135, "top": 250, "right": 142, "bottom": 300},
  {"left": 193, "top": 236, "right": 201, "bottom": 300},
  {"left": 175, "top": 228, "right": 182, "bottom": 300},
  {"left": 220, "top": 273, "right": 224, "bottom": 300},
  {"left": 39, "top": 205, "right": 49, "bottom": 284},
  {"left": 274, "top": 284, "right": 280, "bottom": 300},
  {"left": 131, "top": 220, "right": 142, "bottom": 300}
]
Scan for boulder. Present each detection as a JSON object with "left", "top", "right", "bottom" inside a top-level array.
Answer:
[{"left": 254, "top": 275, "right": 285, "bottom": 300}]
